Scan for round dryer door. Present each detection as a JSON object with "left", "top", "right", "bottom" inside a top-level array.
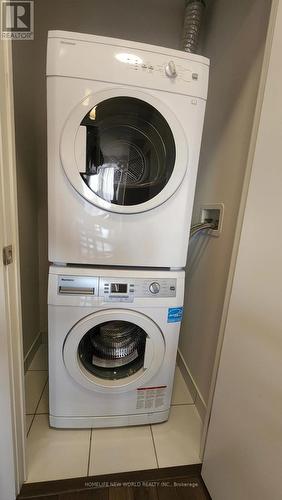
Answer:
[
  {"left": 60, "top": 88, "right": 188, "bottom": 214},
  {"left": 63, "top": 309, "right": 165, "bottom": 393}
]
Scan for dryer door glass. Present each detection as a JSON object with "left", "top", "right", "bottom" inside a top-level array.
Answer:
[
  {"left": 78, "top": 320, "right": 147, "bottom": 380},
  {"left": 79, "top": 97, "right": 176, "bottom": 206}
]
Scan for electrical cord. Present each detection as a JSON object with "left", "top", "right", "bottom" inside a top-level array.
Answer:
[{"left": 190, "top": 221, "right": 216, "bottom": 238}]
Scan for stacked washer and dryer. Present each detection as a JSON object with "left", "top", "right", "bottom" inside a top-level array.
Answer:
[{"left": 47, "top": 31, "right": 209, "bottom": 428}]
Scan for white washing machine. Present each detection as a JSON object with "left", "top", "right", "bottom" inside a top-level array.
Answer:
[
  {"left": 48, "top": 266, "right": 185, "bottom": 428},
  {"left": 47, "top": 31, "right": 209, "bottom": 268}
]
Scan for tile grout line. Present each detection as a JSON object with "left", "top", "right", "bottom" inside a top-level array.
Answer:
[
  {"left": 26, "top": 368, "right": 48, "bottom": 437},
  {"left": 26, "top": 376, "right": 47, "bottom": 438},
  {"left": 25, "top": 367, "right": 48, "bottom": 438},
  {"left": 32, "top": 377, "right": 48, "bottom": 418},
  {"left": 150, "top": 425, "right": 160, "bottom": 469},
  {"left": 87, "top": 429, "right": 93, "bottom": 476},
  {"left": 26, "top": 413, "right": 36, "bottom": 438},
  {"left": 28, "top": 344, "right": 48, "bottom": 372}
]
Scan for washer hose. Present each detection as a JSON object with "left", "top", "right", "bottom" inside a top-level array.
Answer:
[{"left": 190, "top": 221, "right": 215, "bottom": 238}]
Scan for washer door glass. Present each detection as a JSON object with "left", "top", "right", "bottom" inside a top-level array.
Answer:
[
  {"left": 79, "top": 97, "right": 176, "bottom": 206},
  {"left": 63, "top": 309, "right": 165, "bottom": 392},
  {"left": 78, "top": 320, "right": 147, "bottom": 380}
]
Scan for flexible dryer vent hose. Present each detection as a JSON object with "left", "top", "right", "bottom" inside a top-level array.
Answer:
[{"left": 182, "top": 0, "right": 206, "bottom": 53}]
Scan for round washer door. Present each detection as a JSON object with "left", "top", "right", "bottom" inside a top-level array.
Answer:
[
  {"left": 60, "top": 88, "right": 188, "bottom": 214},
  {"left": 63, "top": 309, "right": 165, "bottom": 394}
]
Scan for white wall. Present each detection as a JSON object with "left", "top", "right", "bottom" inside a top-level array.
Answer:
[
  {"left": 202, "top": 2, "right": 282, "bottom": 496},
  {"left": 13, "top": 41, "right": 39, "bottom": 357},
  {"left": 179, "top": 0, "right": 271, "bottom": 404},
  {"left": 12, "top": 0, "right": 185, "bottom": 348}
]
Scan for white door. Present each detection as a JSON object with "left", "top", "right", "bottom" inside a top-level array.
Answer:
[
  {"left": 0, "top": 40, "right": 25, "bottom": 499},
  {"left": 60, "top": 88, "right": 188, "bottom": 213},
  {"left": 63, "top": 309, "right": 165, "bottom": 393},
  {"left": 202, "top": 1, "right": 282, "bottom": 498}
]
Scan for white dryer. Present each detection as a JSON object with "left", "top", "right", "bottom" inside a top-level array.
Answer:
[
  {"left": 47, "top": 31, "right": 209, "bottom": 268},
  {"left": 48, "top": 266, "right": 185, "bottom": 428}
]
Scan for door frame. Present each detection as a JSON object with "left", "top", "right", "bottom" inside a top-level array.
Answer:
[{"left": 0, "top": 39, "right": 26, "bottom": 499}]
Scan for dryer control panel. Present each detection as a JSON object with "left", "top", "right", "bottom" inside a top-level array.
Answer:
[{"left": 47, "top": 33, "right": 209, "bottom": 100}]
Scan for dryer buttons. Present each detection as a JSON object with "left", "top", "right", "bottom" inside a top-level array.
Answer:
[{"left": 149, "top": 282, "right": 160, "bottom": 294}]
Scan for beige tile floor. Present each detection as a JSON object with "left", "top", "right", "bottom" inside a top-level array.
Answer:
[{"left": 25, "top": 344, "right": 202, "bottom": 483}]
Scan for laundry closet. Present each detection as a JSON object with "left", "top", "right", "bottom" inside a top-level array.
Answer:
[{"left": 11, "top": 0, "right": 273, "bottom": 492}]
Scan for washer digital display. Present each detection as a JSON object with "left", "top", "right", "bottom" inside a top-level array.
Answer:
[{"left": 111, "top": 283, "right": 128, "bottom": 293}]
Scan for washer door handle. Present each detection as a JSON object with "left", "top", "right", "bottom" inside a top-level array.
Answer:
[{"left": 143, "top": 336, "right": 153, "bottom": 369}]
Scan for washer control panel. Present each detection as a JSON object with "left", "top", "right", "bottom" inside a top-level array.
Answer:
[
  {"left": 57, "top": 275, "right": 176, "bottom": 302},
  {"left": 99, "top": 277, "right": 177, "bottom": 302},
  {"left": 149, "top": 282, "right": 161, "bottom": 294}
]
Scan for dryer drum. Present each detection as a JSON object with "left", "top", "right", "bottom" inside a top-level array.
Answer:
[
  {"left": 79, "top": 96, "right": 176, "bottom": 206},
  {"left": 100, "top": 140, "right": 148, "bottom": 187},
  {"left": 103, "top": 139, "right": 147, "bottom": 185}
]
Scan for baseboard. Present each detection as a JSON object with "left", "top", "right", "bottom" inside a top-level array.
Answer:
[
  {"left": 24, "top": 332, "right": 42, "bottom": 373},
  {"left": 177, "top": 350, "right": 207, "bottom": 422},
  {"left": 41, "top": 330, "right": 48, "bottom": 345},
  {"left": 194, "top": 392, "right": 207, "bottom": 422}
]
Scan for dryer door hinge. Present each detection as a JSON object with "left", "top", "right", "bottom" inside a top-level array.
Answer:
[{"left": 3, "top": 245, "right": 13, "bottom": 265}]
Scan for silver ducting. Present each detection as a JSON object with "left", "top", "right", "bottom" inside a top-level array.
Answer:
[{"left": 182, "top": 0, "right": 206, "bottom": 53}]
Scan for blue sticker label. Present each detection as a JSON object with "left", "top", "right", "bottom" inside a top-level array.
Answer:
[{"left": 167, "top": 307, "right": 183, "bottom": 323}]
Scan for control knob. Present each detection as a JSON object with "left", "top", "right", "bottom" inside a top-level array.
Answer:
[
  {"left": 149, "top": 282, "right": 160, "bottom": 294},
  {"left": 165, "top": 61, "right": 177, "bottom": 78}
]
